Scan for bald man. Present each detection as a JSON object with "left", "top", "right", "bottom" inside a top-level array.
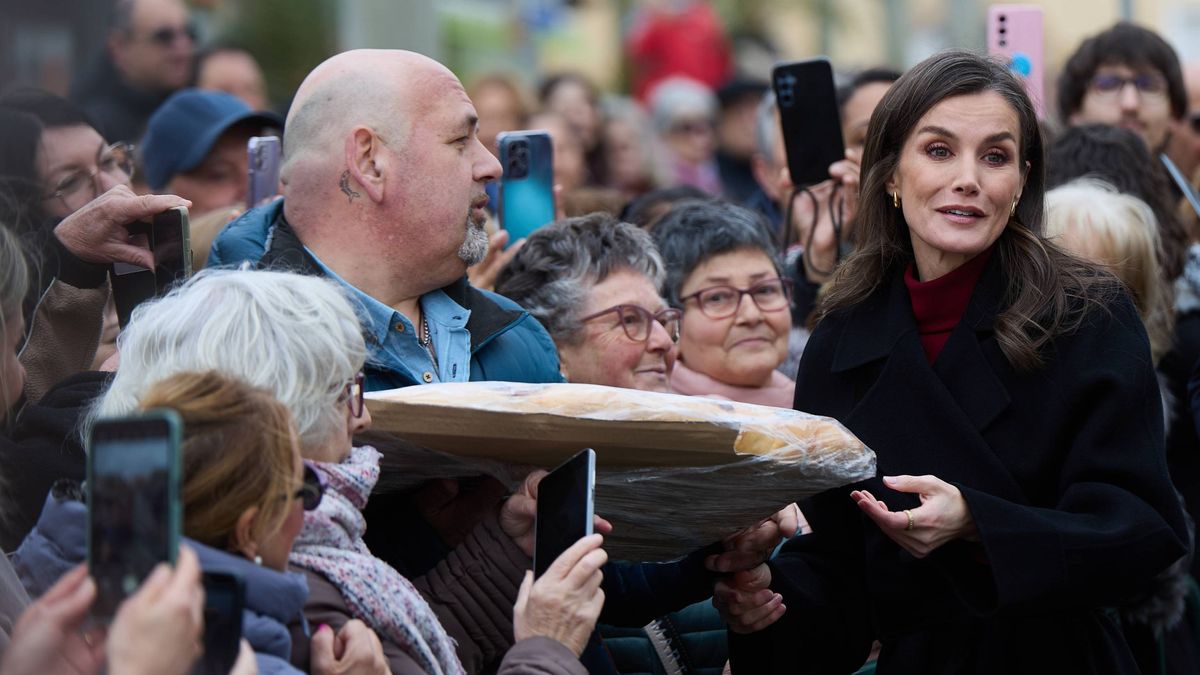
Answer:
[
  {"left": 210, "top": 49, "right": 560, "bottom": 392},
  {"left": 70, "top": 0, "right": 195, "bottom": 143}
]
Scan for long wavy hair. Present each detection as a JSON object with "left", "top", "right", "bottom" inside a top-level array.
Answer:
[{"left": 819, "top": 50, "right": 1116, "bottom": 371}]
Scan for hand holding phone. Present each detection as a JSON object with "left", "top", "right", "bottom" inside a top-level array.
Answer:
[
  {"left": 498, "top": 130, "right": 556, "bottom": 245},
  {"left": 111, "top": 206, "right": 192, "bottom": 328},
  {"left": 534, "top": 449, "right": 596, "bottom": 578},
  {"left": 87, "top": 411, "right": 183, "bottom": 621},
  {"left": 772, "top": 58, "right": 845, "bottom": 189}
]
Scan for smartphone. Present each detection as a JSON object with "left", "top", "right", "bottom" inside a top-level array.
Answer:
[
  {"left": 498, "top": 130, "right": 555, "bottom": 245},
  {"left": 111, "top": 206, "right": 191, "bottom": 328},
  {"left": 192, "top": 572, "right": 245, "bottom": 675},
  {"left": 987, "top": 4, "right": 1045, "bottom": 118},
  {"left": 247, "top": 136, "right": 282, "bottom": 208},
  {"left": 533, "top": 448, "right": 595, "bottom": 578},
  {"left": 87, "top": 410, "right": 183, "bottom": 621},
  {"left": 772, "top": 58, "right": 845, "bottom": 189}
]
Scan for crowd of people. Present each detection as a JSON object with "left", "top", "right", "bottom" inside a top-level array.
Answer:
[{"left": 2, "top": 0, "right": 1200, "bottom": 673}]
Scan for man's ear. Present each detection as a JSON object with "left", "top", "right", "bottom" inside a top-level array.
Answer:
[
  {"left": 232, "top": 506, "right": 260, "bottom": 560},
  {"left": 344, "top": 127, "right": 386, "bottom": 204}
]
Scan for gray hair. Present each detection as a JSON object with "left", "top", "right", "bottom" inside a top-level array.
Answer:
[
  {"left": 651, "top": 199, "right": 783, "bottom": 307},
  {"left": 648, "top": 77, "right": 718, "bottom": 135},
  {"left": 754, "top": 91, "right": 778, "bottom": 162},
  {"left": 495, "top": 213, "right": 665, "bottom": 343},
  {"left": 93, "top": 268, "right": 367, "bottom": 451}
]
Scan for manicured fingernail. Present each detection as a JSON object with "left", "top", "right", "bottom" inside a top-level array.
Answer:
[{"left": 317, "top": 624, "right": 330, "bottom": 633}]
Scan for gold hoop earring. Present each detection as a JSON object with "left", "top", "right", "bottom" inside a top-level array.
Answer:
[
  {"left": 892, "top": 192, "right": 900, "bottom": 208},
  {"left": 1010, "top": 198, "right": 1018, "bottom": 217}
]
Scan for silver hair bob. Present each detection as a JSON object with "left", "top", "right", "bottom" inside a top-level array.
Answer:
[{"left": 93, "top": 268, "right": 367, "bottom": 451}]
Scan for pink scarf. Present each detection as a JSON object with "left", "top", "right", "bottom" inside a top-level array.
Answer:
[
  {"left": 669, "top": 360, "right": 796, "bottom": 408},
  {"left": 289, "top": 446, "right": 466, "bottom": 675}
]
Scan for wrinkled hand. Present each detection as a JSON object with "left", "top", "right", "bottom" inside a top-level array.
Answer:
[
  {"left": 499, "top": 470, "right": 613, "bottom": 558},
  {"left": 107, "top": 545, "right": 205, "bottom": 675},
  {"left": 0, "top": 564, "right": 105, "bottom": 675},
  {"left": 53, "top": 186, "right": 190, "bottom": 270},
  {"left": 514, "top": 533, "right": 607, "bottom": 656},
  {"left": 310, "top": 620, "right": 390, "bottom": 675},
  {"left": 851, "top": 474, "right": 979, "bottom": 559},
  {"left": 706, "top": 503, "right": 801, "bottom": 573},
  {"left": 712, "top": 564, "right": 785, "bottom": 634},
  {"left": 467, "top": 229, "right": 525, "bottom": 292}
]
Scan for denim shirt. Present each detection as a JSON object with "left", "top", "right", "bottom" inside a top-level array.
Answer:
[{"left": 306, "top": 248, "right": 472, "bottom": 391}]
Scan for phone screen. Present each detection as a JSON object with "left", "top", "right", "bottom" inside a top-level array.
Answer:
[
  {"left": 88, "top": 415, "right": 179, "bottom": 620},
  {"left": 772, "top": 58, "right": 845, "bottom": 188},
  {"left": 194, "top": 572, "right": 245, "bottom": 675},
  {"left": 534, "top": 448, "right": 595, "bottom": 578}
]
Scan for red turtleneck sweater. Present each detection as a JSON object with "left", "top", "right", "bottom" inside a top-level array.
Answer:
[{"left": 903, "top": 247, "right": 994, "bottom": 364}]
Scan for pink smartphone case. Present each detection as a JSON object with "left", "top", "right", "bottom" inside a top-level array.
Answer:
[{"left": 987, "top": 5, "right": 1045, "bottom": 118}]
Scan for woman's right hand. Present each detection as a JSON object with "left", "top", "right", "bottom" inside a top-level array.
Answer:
[
  {"left": 310, "top": 620, "right": 390, "bottom": 675},
  {"left": 712, "top": 564, "right": 785, "bottom": 634},
  {"left": 513, "top": 534, "right": 607, "bottom": 656},
  {"left": 107, "top": 545, "right": 206, "bottom": 675}
]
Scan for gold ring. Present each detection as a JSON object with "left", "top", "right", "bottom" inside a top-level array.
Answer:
[{"left": 904, "top": 509, "right": 914, "bottom": 531}]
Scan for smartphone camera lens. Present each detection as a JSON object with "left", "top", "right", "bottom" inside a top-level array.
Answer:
[
  {"left": 999, "top": 27, "right": 1007, "bottom": 34},
  {"left": 999, "top": 14, "right": 1006, "bottom": 22}
]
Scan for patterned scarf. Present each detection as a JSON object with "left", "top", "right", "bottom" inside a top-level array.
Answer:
[{"left": 289, "top": 446, "right": 466, "bottom": 675}]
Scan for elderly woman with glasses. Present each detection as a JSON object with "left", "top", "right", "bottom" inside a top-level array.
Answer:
[
  {"left": 651, "top": 199, "right": 796, "bottom": 407},
  {"left": 0, "top": 87, "right": 192, "bottom": 399},
  {"left": 14, "top": 267, "right": 603, "bottom": 675}
]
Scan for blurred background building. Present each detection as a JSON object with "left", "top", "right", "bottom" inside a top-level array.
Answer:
[{"left": 3, "top": 0, "right": 1199, "bottom": 115}]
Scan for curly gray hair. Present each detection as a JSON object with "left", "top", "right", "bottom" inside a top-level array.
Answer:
[{"left": 495, "top": 213, "right": 665, "bottom": 344}]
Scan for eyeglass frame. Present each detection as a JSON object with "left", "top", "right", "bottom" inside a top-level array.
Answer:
[
  {"left": 679, "top": 277, "right": 794, "bottom": 320},
  {"left": 142, "top": 23, "right": 198, "bottom": 47},
  {"left": 286, "top": 463, "right": 325, "bottom": 512},
  {"left": 341, "top": 372, "right": 365, "bottom": 419},
  {"left": 1087, "top": 72, "right": 1169, "bottom": 99},
  {"left": 1189, "top": 111, "right": 1200, "bottom": 135},
  {"left": 41, "top": 142, "right": 136, "bottom": 208},
  {"left": 579, "top": 304, "right": 682, "bottom": 343}
]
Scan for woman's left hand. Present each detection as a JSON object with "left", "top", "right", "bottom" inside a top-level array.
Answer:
[
  {"left": 850, "top": 475, "right": 979, "bottom": 559},
  {"left": 500, "top": 470, "right": 613, "bottom": 558}
]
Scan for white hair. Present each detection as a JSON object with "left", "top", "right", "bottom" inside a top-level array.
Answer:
[{"left": 93, "top": 268, "right": 367, "bottom": 451}]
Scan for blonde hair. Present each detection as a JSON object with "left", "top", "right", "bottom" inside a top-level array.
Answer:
[
  {"left": 138, "top": 371, "right": 297, "bottom": 553},
  {"left": 1045, "top": 178, "right": 1174, "bottom": 362},
  {"left": 0, "top": 225, "right": 28, "bottom": 418}
]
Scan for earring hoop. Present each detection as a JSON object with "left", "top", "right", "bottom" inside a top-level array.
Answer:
[
  {"left": 892, "top": 192, "right": 900, "bottom": 208},
  {"left": 1010, "top": 198, "right": 1018, "bottom": 217}
]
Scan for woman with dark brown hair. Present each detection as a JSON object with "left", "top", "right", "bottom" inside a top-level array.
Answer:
[{"left": 717, "top": 50, "right": 1188, "bottom": 674}]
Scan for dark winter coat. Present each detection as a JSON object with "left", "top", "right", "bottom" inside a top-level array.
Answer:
[{"left": 729, "top": 254, "right": 1189, "bottom": 674}]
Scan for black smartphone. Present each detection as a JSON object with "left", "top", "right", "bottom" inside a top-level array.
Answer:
[
  {"left": 246, "top": 136, "right": 282, "bottom": 207},
  {"left": 192, "top": 572, "right": 245, "bottom": 675},
  {"left": 87, "top": 410, "right": 183, "bottom": 621},
  {"left": 498, "top": 130, "right": 555, "bottom": 246},
  {"left": 533, "top": 448, "right": 595, "bottom": 578},
  {"left": 772, "top": 58, "right": 845, "bottom": 188},
  {"left": 111, "top": 206, "right": 191, "bottom": 328}
]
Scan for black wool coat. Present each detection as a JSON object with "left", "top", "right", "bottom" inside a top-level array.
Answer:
[{"left": 729, "top": 255, "right": 1189, "bottom": 674}]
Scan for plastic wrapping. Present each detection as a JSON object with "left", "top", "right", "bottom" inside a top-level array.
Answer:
[{"left": 363, "top": 382, "right": 877, "bottom": 561}]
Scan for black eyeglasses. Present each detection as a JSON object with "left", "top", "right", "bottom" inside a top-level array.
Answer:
[
  {"left": 1089, "top": 72, "right": 1168, "bottom": 99},
  {"left": 289, "top": 463, "right": 325, "bottom": 511},
  {"left": 340, "top": 372, "right": 365, "bottom": 419},
  {"left": 146, "top": 23, "right": 197, "bottom": 47},
  {"left": 680, "top": 277, "right": 793, "bottom": 320},
  {"left": 580, "top": 304, "right": 682, "bottom": 343}
]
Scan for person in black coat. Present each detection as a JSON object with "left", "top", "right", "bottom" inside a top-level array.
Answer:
[{"left": 717, "top": 51, "right": 1190, "bottom": 674}]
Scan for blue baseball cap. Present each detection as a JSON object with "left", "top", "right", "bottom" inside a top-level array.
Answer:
[{"left": 141, "top": 88, "right": 283, "bottom": 190}]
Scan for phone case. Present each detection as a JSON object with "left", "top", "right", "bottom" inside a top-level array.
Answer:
[
  {"left": 153, "top": 206, "right": 192, "bottom": 292},
  {"left": 195, "top": 572, "right": 245, "bottom": 675},
  {"left": 87, "top": 410, "right": 183, "bottom": 621},
  {"left": 247, "top": 136, "right": 282, "bottom": 208},
  {"left": 498, "top": 130, "right": 555, "bottom": 244},
  {"left": 772, "top": 58, "right": 845, "bottom": 189},
  {"left": 533, "top": 448, "right": 595, "bottom": 577},
  {"left": 987, "top": 5, "right": 1045, "bottom": 118}
]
